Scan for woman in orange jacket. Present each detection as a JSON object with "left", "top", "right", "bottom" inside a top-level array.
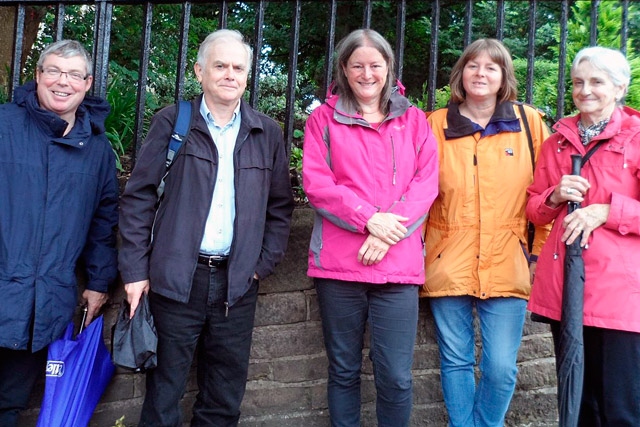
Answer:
[{"left": 422, "top": 39, "right": 549, "bottom": 426}]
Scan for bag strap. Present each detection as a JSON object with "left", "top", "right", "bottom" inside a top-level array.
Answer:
[
  {"left": 581, "top": 138, "right": 607, "bottom": 167},
  {"left": 166, "top": 100, "right": 192, "bottom": 167},
  {"left": 517, "top": 103, "right": 535, "bottom": 172},
  {"left": 157, "top": 100, "right": 192, "bottom": 199},
  {"left": 517, "top": 103, "right": 537, "bottom": 256}
]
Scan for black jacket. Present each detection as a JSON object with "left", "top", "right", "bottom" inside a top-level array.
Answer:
[{"left": 118, "top": 95, "right": 293, "bottom": 306}]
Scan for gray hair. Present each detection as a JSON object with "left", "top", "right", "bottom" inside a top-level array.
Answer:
[
  {"left": 572, "top": 46, "right": 630, "bottom": 102},
  {"left": 333, "top": 29, "right": 396, "bottom": 115},
  {"left": 37, "top": 40, "right": 93, "bottom": 76},
  {"left": 197, "top": 29, "right": 253, "bottom": 72}
]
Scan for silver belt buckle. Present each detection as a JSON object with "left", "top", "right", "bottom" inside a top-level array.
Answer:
[{"left": 208, "top": 255, "right": 224, "bottom": 267}]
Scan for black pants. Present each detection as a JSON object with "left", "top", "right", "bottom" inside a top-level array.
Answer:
[
  {"left": 0, "top": 347, "right": 47, "bottom": 426},
  {"left": 551, "top": 323, "right": 640, "bottom": 426},
  {"left": 139, "top": 264, "right": 259, "bottom": 427}
]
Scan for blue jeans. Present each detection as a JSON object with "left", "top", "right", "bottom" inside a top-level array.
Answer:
[
  {"left": 315, "top": 279, "right": 419, "bottom": 427},
  {"left": 430, "top": 296, "right": 527, "bottom": 427},
  {"left": 139, "top": 264, "right": 258, "bottom": 427}
]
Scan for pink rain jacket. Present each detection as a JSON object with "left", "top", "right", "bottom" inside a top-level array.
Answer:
[{"left": 302, "top": 84, "right": 439, "bottom": 284}]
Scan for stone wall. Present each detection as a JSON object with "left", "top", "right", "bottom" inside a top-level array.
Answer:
[{"left": 20, "top": 208, "right": 559, "bottom": 427}]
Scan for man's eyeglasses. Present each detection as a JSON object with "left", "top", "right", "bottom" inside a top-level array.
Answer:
[{"left": 39, "top": 67, "right": 88, "bottom": 82}]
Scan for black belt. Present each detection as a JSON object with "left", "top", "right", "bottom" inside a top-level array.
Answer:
[{"left": 197, "top": 254, "right": 229, "bottom": 268}]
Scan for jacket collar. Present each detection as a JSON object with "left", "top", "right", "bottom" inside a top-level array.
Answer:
[
  {"left": 15, "top": 80, "right": 108, "bottom": 144},
  {"left": 193, "top": 95, "right": 265, "bottom": 146},
  {"left": 554, "top": 106, "right": 640, "bottom": 148},
  {"left": 443, "top": 100, "right": 521, "bottom": 139},
  {"left": 324, "top": 80, "right": 411, "bottom": 126}
]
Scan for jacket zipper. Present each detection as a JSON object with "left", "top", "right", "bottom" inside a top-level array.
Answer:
[{"left": 390, "top": 136, "right": 397, "bottom": 186}]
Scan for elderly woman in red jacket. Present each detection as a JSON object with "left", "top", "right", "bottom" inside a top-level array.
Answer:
[{"left": 527, "top": 46, "right": 640, "bottom": 424}]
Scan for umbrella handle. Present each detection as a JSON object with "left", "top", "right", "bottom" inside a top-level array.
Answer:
[
  {"left": 570, "top": 154, "right": 582, "bottom": 176},
  {"left": 568, "top": 154, "right": 582, "bottom": 214},
  {"left": 78, "top": 305, "right": 88, "bottom": 335}
]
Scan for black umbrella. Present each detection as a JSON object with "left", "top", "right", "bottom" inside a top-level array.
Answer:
[{"left": 557, "top": 154, "right": 585, "bottom": 427}]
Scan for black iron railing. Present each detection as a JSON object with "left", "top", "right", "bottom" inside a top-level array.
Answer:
[{"left": 1, "top": 0, "right": 632, "bottom": 158}]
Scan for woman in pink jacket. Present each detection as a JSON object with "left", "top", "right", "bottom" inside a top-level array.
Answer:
[
  {"left": 302, "top": 29, "right": 438, "bottom": 427},
  {"left": 527, "top": 46, "right": 640, "bottom": 424}
]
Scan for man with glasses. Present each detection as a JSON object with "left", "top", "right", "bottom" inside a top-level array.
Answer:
[{"left": 0, "top": 40, "right": 118, "bottom": 426}]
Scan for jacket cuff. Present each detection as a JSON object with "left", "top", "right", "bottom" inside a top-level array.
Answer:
[
  {"left": 85, "top": 278, "right": 110, "bottom": 293},
  {"left": 119, "top": 270, "right": 150, "bottom": 285}
]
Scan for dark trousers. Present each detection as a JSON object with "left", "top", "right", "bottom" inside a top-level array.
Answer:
[
  {"left": 315, "top": 279, "right": 419, "bottom": 427},
  {"left": 139, "top": 264, "right": 259, "bottom": 427},
  {"left": 551, "top": 323, "right": 640, "bottom": 426},
  {"left": 0, "top": 347, "right": 47, "bottom": 426}
]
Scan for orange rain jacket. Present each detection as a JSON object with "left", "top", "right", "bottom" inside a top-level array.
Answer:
[{"left": 421, "top": 101, "right": 549, "bottom": 300}]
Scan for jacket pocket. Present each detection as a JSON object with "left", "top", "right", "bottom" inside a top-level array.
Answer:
[
  {"left": 236, "top": 152, "right": 274, "bottom": 208},
  {"left": 237, "top": 152, "right": 273, "bottom": 170}
]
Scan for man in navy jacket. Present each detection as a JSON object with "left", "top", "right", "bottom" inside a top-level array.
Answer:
[
  {"left": 119, "top": 29, "right": 293, "bottom": 426},
  {"left": 0, "top": 40, "right": 118, "bottom": 425}
]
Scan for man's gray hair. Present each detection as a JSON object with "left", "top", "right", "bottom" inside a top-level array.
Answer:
[
  {"left": 197, "top": 29, "right": 253, "bottom": 72},
  {"left": 572, "top": 46, "right": 630, "bottom": 101},
  {"left": 37, "top": 40, "right": 93, "bottom": 76}
]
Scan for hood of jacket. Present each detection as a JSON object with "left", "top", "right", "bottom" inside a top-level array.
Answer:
[
  {"left": 14, "top": 80, "right": 110, "bottom": 137},
  {"left": 324, "top": 80, "right": 411, "bottom": 123}
]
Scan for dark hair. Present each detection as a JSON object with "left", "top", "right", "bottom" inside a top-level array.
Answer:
[
  {"left": 449, "top": 38, "right": 517, "bottom": 104},
  {"left": 333, "top": 29, "right": 396, "bottom": 115}
]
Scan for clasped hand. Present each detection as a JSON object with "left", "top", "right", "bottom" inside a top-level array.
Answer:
[
  {"left": 547, "top": 174, "right": 591, "bottom": 208},
  {"left": 365, "top": 212, "right": 408, "bottom": 244},
  {"left": 358, "top": 212, "right": 408, "bottom": 265},
  {"left": 547, "top": 175, "right": 609, "bottom": 246},
  {"left": 561, "top": 204, "right": 610, "bottom": 247}
]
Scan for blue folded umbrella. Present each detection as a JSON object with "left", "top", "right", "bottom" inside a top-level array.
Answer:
[{"left": 36, "top": 315, "right": 115, "bottom": 427}]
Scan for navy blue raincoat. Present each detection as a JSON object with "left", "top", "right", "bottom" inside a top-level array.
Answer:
[{"left": 0, "top": 81, "right": 118, "bottom": 352}]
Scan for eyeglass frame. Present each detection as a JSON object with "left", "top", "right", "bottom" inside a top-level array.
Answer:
[{"left": 38, "top": 66, "right": 90, "bottom": 82}]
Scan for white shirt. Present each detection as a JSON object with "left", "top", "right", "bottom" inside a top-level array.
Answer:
[{"left": 198, "top": 99, "right": 241, "bottom": 255}]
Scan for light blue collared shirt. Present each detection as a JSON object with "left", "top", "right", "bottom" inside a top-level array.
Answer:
[{"left": 199, "top": 98, "right": 241, "bottom": 255}]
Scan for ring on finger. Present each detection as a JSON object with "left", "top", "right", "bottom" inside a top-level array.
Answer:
[{"left": 566, "top": 187, "right": 574, "bottom": 195}]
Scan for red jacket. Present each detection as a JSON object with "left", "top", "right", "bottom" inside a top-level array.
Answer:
[{"left": 527, "top": 106, "right": 640, "bottom": 333}]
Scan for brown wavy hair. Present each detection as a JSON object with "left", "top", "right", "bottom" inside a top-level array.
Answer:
[{"left": 449, "top": 38, "right": 518, "bottom": 104}]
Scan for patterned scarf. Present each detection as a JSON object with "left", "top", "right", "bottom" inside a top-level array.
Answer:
[{"left": 577, "top": 119, "right": 609, "bottom": 146}]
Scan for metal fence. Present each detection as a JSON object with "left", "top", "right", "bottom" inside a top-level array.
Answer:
[{"left": 2, "top": 0, "right": 633, "bottom": 157}]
